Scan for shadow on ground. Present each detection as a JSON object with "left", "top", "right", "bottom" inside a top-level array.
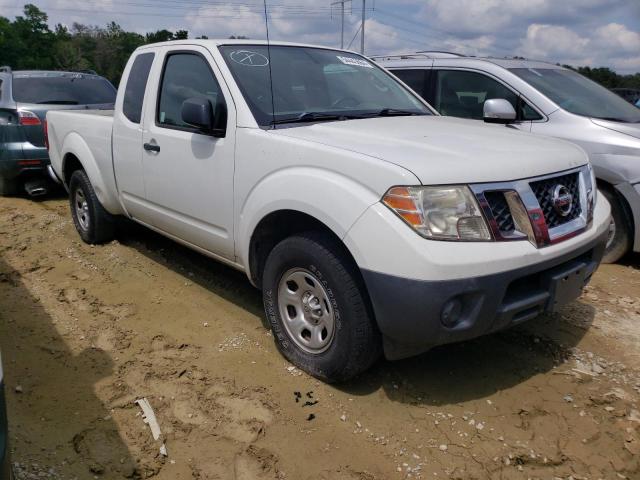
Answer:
[
  {"left": 620, "top": 251, "right": 640, "bottom": 270},
  {"left": 115, "top": 219, "right": 595, "bottom": 405},
  {"left": 0, "top": 256, "right": 138, "bottom": 479}
]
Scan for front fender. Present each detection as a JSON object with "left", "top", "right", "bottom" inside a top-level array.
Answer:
[
  {"left": 61, "top": 132, "right": 124, "bottom": 215},
  {"left": 236, "top": 166, "right": 384, "bottom": 271},
  {"left": 591, "top": 153, "right": 640, "bottom": 186}
]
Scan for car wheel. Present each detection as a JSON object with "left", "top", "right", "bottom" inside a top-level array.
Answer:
[
  {"left": 69, "top": 169, "right": 115, "bottom": 244},
  {"left": 262, "top": 232, "right": 381, "bottom": 383},
  {"left": 601, "top": 188, "right": 632, "bottom": 264},
  {"left": 0, "top": 176, "right": 19, "bottom": 196}
]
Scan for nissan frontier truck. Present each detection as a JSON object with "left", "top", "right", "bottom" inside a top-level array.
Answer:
[{"left": 46, "top": 40, "right": 611, "bottom": 382}]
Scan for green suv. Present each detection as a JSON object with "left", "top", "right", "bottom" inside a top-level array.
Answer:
[{"left": 0, "top": 67, "right": 116, "bottom": 196}]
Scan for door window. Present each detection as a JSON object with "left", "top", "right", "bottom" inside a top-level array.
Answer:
[
  {"left": 157, "top": 53, "right": 225, "bottom": 130},
  {"left": 434, "top": 70, "right": 541, "bottom": 121},
  {"left": 123, "top": 52, "right": 154, "bottom": 123},
  {"left": 392, "top": 69, "right": 431, "bottom": 99}
]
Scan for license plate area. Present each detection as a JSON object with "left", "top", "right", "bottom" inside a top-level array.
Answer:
[{"left": 544, "top": 260, "right": 589, "bottom": 312}]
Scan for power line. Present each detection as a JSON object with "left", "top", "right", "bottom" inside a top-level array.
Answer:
[{"left": 347, "top": 23, "right": 361, "bottom": 50}]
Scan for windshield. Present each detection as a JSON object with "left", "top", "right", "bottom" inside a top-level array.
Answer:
[
  {"left": 219, "top": 45, "right": 431, "bottom": 126},
  {"left": 12, "top": 74, "right": 117, "bottom": 105},
  {"left": 509, "top": 68, "right": 640, "bottom": 123}
]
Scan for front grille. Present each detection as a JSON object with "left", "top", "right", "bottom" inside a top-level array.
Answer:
[
  {"left": 529, "top": 172, "right": 581, "bottom": 229},
  {"left": 484, "top": 191, "right": 515, "bottom": 233}
]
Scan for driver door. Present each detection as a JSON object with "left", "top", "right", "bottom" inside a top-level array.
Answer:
[{"left": 140, "top": 46, "right": 236, "bottom": 260}]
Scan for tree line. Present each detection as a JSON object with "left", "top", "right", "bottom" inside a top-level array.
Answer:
[
  {"left": 0, "top": 4, "right": 198, "bottom": 85},
  {"left": 1, "top": 4, "right": 639, "bottom": 90}
]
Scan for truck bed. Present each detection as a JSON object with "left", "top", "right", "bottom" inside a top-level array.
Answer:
[{"left": 46, "top": 109, "right": 120, "bottom": 213}]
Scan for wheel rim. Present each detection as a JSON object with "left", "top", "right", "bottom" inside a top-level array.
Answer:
[
  {"left": 606, "top": 217, "right": 616, "bottom": 250},
  {"left": 74, "top": 189, "right": 90, "bottom": 231},
  {"left": 277, "top": 268, "right": 336, "bottom": 354}
]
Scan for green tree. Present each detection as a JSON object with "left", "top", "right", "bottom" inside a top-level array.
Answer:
[
  {"left": 146, "top": 29, "right": 175, "bottom": 44},
  {"left": 174, "top": 30, "right": 188, "bottom": 40}
]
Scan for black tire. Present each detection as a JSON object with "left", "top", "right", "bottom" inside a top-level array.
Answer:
[
  {"left": 601, "top": 188, "right": 632, "bottom": 264},
  {"left": 262, "top": 232, "right": 381, "bottom": 383},
  {"left": 69, "top": 169, "right": 115, "bottom": 244},
  {"left": 0, "top": 176, "right": 20, "bottom": 196}
]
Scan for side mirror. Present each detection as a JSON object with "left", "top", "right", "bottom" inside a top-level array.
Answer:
[
  {"left": 181, "top": 97, "right": 227, "bottom": 137},
  {"left": 483, "top": 98, "right": 517, "bottom": 124}
]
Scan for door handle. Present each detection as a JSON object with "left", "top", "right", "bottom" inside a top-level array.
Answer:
[{"left": 144, "top": 142, "right": 160, "bottom": 153}]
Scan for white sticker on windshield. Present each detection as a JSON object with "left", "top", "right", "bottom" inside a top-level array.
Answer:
[
  {"left": 230, "top": 50, "right": 270, "bottom": 67},
  {"left": 336, "top": 55, "right": 373, "bottom": 68}
]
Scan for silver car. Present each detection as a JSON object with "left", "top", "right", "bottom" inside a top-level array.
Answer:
[{"left": 374, "top": 53, "right": 640, "bottom": 263}]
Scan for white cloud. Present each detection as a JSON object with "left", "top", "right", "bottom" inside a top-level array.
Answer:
[
  {"left": 594, "top": 23, "right": 640, "bottom": 54},
  {"left": 519, "top": 24, "right": 589, "bottom": 58},
  {"left": 517, "top": 22, "right": 640, "bottom": 72}
]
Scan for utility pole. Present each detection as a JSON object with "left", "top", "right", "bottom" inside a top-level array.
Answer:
[
  {"left": 360, "top": 0, "right": 365, "bottom": 54},
  {"left": 331, "top": 0, "right": 351, "bottom": 49}
]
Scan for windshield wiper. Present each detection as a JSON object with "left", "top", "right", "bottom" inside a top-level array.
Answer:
[
  {"left": 271, "top": 112, "right": 356, "bottom": 125},
  {"left": 37, "top": 100, "right": 79, "bottom": 105},
  {"left": 363, "top": 108, "right": 426, "bottom": 118}
]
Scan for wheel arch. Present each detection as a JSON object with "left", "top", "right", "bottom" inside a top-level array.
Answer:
[
  {"left": 597, "top": 178, "right": 637, "bottom": 251},
  {"left": 60, "top": 132, "right": 124, "bottom": 215},
  {"left": 247, "top": 209, "right": 366, "bottom": 290}
]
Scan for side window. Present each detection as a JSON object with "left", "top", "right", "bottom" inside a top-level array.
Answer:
[
  {"left": 123, "top": 52, "right": 155, "bottom": 124},
  {"left": 157, "top": 53, "right": 224, "bottom": 130},
  {"left": 434, "top": 70, "right": 519, "bottom": 120},
  {"left": 519, "top": 98, "right": 543, "bottom": 121},
  {"left": 392, "top": 69, "right": 431, "bottom": 99}
]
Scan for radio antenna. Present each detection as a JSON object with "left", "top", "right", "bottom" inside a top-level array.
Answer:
[{"left": 263, "top": 0, "right": 276, "bottom": 129}]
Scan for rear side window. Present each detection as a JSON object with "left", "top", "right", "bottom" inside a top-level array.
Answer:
[
  {"left": 123, "top": 53, "right": 155, "bottom": 124},
  {"left": 157, "top": 53, "right": 224, "bottom": 130},
  {"left": 392, "top": 69, "right": 431, "bottom": 99},
  {"left": 12, "top": 75, "right": 116, "bottom": 105}
]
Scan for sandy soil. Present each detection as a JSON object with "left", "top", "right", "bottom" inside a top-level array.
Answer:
[{"left": 0, "top": 195, "right": 639, "bottom": 480}]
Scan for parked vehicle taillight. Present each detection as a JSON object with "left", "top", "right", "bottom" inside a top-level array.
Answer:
[
  {"left": 43, "top": 119, "right": 49, "bottom": 150},
  {"left": 18, "top": 110, "right": 41, "bottom": 126}
]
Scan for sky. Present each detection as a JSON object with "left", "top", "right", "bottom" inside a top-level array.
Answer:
[{"left": 2, "top": 0, "right": 640, "bottom": 73}]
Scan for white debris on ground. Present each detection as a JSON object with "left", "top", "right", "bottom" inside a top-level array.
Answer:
[{"left": 135, "top": 398, "right": 167, "bottom": 457}]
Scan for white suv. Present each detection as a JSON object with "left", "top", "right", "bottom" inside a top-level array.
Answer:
[{"left": 375, "top": 53, "right": 640, "bottom": 263}]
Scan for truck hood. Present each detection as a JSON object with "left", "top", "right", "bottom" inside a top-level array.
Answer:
[
  {"left": 274, "top": 116, "right": 588, "bottom": 184},
  {"left": 591, "top": 118, "right": 640, "bottom": 140}
]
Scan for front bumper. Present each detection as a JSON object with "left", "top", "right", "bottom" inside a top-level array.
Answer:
[{"left": 363, "top": 228, "right": 608, "bottom": 360}]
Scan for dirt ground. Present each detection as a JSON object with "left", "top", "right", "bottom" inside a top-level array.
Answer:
[{"left": 0, "top": 194, "right": 639, "bottom": 480}]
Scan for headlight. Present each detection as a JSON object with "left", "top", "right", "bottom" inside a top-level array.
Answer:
[{"left": 383, "top": 185, "right": 492, "bottom": 241}]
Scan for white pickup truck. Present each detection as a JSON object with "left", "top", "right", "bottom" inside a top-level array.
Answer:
[{"left": 47, "top": 40, "right": 610, "bottom": 382}]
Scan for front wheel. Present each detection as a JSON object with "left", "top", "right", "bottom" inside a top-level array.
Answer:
[
  {"left": 601, "top": 188, "right": 632, "bottom": 264},
  {"left": 262, "top": 232, "right": 381, "bottom": 383},
  {"left": 69, "top": 170, "right": 115, "bottom": 244}
]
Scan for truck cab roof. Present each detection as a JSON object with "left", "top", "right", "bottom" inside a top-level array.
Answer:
[{"left": 136, "top": 38, "right": 360, "bottom": 54}]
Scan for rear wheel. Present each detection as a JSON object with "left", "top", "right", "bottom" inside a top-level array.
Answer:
[
  {"left": 262, "top": 232, "right": 381, "bottom": 383},
  {"left": 602, "top": 188, "right": 632, "bottom": 264},
  {"left": 69, "top": 170, "right": 115, "bottom": 244}
]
